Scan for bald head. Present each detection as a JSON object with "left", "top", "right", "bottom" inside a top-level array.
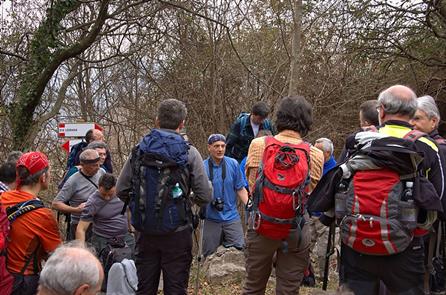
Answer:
[
  {"left": 85, "top": 129, "right": 104, "bottom": 143},
  {"left": 91, "top": 130, "right": 104, "bottom": 142},
  {"left": 386, "top": 85, "right": 416, "bottom": 101},
  {"left": 38, "top": 242, "right": 103, "bottom": 295},
  {"left": 377, "top": 85, "right": 417, "bottom": 124}
]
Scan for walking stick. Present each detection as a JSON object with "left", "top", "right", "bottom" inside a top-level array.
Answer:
[
  {"left": 323, "top": 221, "right": 336, "bottom": 291},
  {"left": 194, "top": 218, "right": 205, "bottom": 295}
]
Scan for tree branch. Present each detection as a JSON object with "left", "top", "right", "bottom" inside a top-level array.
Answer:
[
  {"left": 0, "top": 49, "right": 27, "bottom": 61},
  {"left": 158, "top": 0, "right": 281, "bottom": 95},
  {"left": 38, "top": 62, "right": 81, "bottom": 124}
]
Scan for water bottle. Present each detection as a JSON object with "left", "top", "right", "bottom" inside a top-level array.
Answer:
[
  {"left": 172, "top": 183, "right": 183, "bottom": 199},
  {"left": 400, "top": 181, "right": 417, "bottom": 229},
  {"left": 402, "top": 181, "right": 413, "bottom": 201},
  {"left": 340, "top": 163, "right": 351, "bottom": 179}
]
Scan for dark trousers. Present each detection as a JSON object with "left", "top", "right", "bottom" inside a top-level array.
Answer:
[
  {"left": 91, "top": 232, "right": 136, "bottom": 259},
  {"left": 135, "top": 228, "right": 193, "bottom": 295},
  {"left": 68, "top": 222, "right": 92, "bottom": 241},
  {"left": 11, "top": 274, "right": 39, "bottom": 295},
  {"left": 341, "top": 237, "right": 425, "bottom": 295}
]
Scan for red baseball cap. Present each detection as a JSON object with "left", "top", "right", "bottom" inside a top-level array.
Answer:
[{"left": 16, "top": 152, "right": 49, "bottom": 175}]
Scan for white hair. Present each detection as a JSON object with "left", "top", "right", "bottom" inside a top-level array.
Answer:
[
  {"left": 315, "top": 137, "right": 334, "bottom": 155},
  {"left": 417, "top": 95, "right": 441, "bottom": 127},
  {"left": 86, "top": 140, "right": 108, "bottom": 150},
  {"left": 39, "top": 242, "right": 101, "bottom": 295}
]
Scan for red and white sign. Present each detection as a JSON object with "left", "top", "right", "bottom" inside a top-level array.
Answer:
[
  {"left": 58, "top": 123, "right": 102, "bottom": 138},
  {"left": 61, "top": 139, "right": 83, "bottom": 153}
]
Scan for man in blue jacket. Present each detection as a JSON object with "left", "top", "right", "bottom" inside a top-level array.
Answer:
[{"left": 225, "top": 102, "right": 275, "bottom": 162}]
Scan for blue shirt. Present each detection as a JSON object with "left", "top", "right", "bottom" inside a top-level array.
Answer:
[
  {"left": 323, "top": 155, "right": 337, "bottom": 176},
  {"left": 239, "top": 157, "right": 249, "bottom": 189},
  {"left": 204, "top": 156, "right": 246, "bottom": 222}
]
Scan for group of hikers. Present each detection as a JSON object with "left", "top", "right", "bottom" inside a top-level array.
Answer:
[{"left": 0, "top": 83, "right": 445, "bottom": 295}]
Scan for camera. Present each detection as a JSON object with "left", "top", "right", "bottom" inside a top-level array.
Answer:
[{"left": 212, "top": 197, "right": 224, "bottom": 211}]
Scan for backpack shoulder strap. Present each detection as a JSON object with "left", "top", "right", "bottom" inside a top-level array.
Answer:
[
  {"left": 207, "top": 158, "right": 226, "bottom": 182},
  {"left": 19, "top": 243, "right": 41, "bottom": 275},
  {"left": 263, "top": 135, "right": 276, "bottom": 149},
  {"left": 435, "top": 137, "right": 446, "bottom": 146},
  {"left": 239, "top": 113, "right": 250, "bottom": 132},
  {"left": 6, "top": 199, "right": 45, "bottom": 223},
  {"left": 79, "top": 171, "right": 99, "bottom": 189},
  {"left": 252, "top": 136, "right": 273, "bottom": 207},
  {"left": 262, "top": 119, "right": 272, "bottom": 130},
  {"left": 403, "top": 129, "right": 427, "bottom": 142},
  {"left": 5, "top": 199, "right": 45, "bottom": 275}
]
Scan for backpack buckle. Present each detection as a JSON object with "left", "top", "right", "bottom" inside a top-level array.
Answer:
[
  {"left": 253, "top": 212, "right": 261, "bottom": 230},
  {"left": 292, "top": 191, "right": 303, "bottom": 214}
]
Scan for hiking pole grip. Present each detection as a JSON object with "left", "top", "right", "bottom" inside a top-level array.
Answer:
[{"left": 322, "top": 221, "right": 335, "bottom": 291}]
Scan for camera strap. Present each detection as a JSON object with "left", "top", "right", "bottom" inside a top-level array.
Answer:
[{"left": 208, "top": 158, "right": 226, "bottom": 198}]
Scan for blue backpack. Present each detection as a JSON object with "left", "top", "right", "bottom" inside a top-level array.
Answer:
[
  {"left": 130, "top": 129, "right": 192, "bottom": 234},
  {"left": 238, "top": 112, "right": 272, "bottom": 137}
]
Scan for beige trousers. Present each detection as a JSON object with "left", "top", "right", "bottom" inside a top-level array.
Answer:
[{"left": 242, "top": 221, "right": 311, "bottom": 295}]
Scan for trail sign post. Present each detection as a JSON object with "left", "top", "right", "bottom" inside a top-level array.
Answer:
[
  {"left": 58, "top": 123, "right": 102, "bottom": 138},
  {"left": 58, "top": 122, "right": 102, "bottom": 153},
  {"left": 60, "top": 139, "right": 83, "bottom": 153}
]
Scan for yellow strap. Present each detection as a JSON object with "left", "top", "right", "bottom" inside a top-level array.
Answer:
[{"left": 379, "top": 125, "right": 438, "bottom": 152}]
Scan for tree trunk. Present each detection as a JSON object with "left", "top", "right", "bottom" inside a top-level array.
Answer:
[
  {"left": 288, "top": 0, "right": 303, "bottom": 97},
  {"left": 9, "top": 0, "right": 110, "bottom": 150}
]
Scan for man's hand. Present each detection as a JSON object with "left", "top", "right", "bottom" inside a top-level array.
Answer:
[
  {"left": 76, "top": 202, "right": 86, "bottom": 213},
  {"left": 128, "top": 224, "right": 136, "bottom": 234}
]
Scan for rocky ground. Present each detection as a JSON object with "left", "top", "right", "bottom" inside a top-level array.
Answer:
[{"left": 176, "top": 246, "right": 339, "bottom": 294}]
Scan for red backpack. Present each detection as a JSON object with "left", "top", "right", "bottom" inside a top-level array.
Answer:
[
  {"left": 251, "top": 136, "right": 310, "bottom": 240},
  {"left": 0, "top": 198, "right": 44, "bottom": 295},
  {"left": 335, "top": 130, "right": 425, "bottom": 255},
  {"left": 0, "top": 204, "right": 13, "bottom": 295}
]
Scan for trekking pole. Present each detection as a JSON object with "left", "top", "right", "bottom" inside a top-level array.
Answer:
[
  {"left": 442, "top": 221, "right": 446, "bottom": 266},
  {"left": 194, "top": 218, "right": 205, "bottom": 295},
  {"left": 323, "top": 221, "right": 335, "bottom": 291},
  {"left": 120, "top": 192, "right": 133, "bottom": 215}
]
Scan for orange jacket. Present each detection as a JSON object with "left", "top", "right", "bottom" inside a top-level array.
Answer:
[{"left": 0, "top": 190, "right": 61, "bottom": 275}]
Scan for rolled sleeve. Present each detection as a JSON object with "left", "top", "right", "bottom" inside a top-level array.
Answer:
[
  {"left": 54, "top": 179, "right": 74, "bottom": 203},
  {"left": 188, "top": 146, "right": 213, "bottom": 206},
  {"left": 80, "top": 197, "right": 95, "bottom": 222},
  {"left": 233, "top": 161, "right": 247, "bottom": 190},
  {"left": 116, "top": 154, "right": 133, "bottom": 200}
]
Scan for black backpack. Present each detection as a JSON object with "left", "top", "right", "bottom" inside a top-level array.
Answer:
[{"left": 99, "top": 237, "right": 133, "bottom": 291}]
